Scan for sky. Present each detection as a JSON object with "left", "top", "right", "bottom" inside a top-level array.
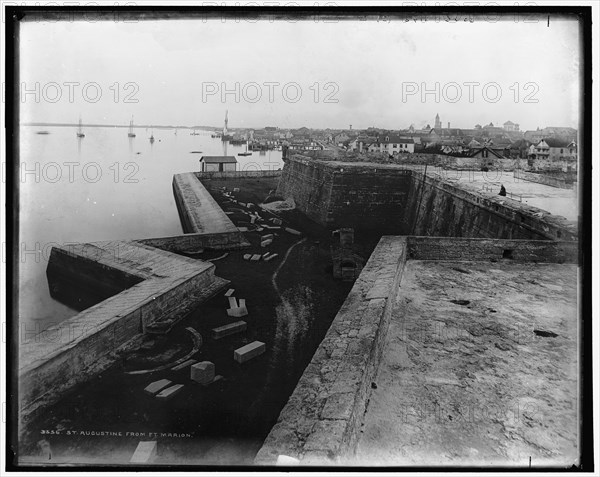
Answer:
[{"left": 18, "top": 13, "right": 582, "bottom": 131}]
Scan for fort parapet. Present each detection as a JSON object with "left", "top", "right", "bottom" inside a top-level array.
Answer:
[{"left": 276, "top": 156, "right": 577, "bottom": 241}]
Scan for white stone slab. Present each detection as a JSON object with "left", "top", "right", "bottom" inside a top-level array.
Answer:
[
  {"left": 228, "top": 296, "right": 238, "bottom": 309},
  {"left": 155, "top": 384, "right": 184, "bottom": 400},
  {"left": 234, "top": 341, "right": 266, "bottom": 363},
  {"left": 144, "top": 379, "right": 172, "bottom": 395},
  {"left": 224, "top": 288, "right": 235, "bottom": 297},
  {"left": 212, "top": 321, "right": 247, "bottom": 339},
  {"left": 171, "top": 359, "right": 197, "bottom": 372},
  {"left": 227, "top": 306, "right": 248, "bottom": 318},
  {"left": 191, "top": 361, "right": 215, "bottom": 385},
  {"left": 276, "top": 455, "right": 300, "bottom": 465},
  {"left": 130, "top": 441, "right": 157, "bottom": 464},
  {"left": 265, "top": 253, "right": 279, "bottom": 262}
]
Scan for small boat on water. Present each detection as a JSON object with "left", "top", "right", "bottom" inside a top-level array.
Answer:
[
  {"left": 238, "top": 139, "right": 252, "bottom": 156},
  {"left": 36, "top": 131, "right": 50, "bottom": 135},
  {"left": 128, "top": 116, "right": 136, "bottom": 138},
  {"left": 76, "top": 116, "right": 85, "bottom": 138},
  {"left": 150, "top": 127, "right": 155, "bottom": 143}
]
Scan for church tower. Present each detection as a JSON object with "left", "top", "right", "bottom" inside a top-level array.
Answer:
[{"left": 434, "top": 113, "right": 441, "bottom": 130}]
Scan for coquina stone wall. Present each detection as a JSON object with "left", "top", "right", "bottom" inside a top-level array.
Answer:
[{"left": 276, "top": 156, "right": 577, "bottom": 241}]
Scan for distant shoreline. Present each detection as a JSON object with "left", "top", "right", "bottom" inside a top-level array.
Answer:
[{"left": 21, "top": 122, "right": 219, "bottom": 130}]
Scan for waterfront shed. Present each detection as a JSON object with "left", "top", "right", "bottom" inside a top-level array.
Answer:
[{"left": 199, "top": 156, "right": 237, "bottom": 172}]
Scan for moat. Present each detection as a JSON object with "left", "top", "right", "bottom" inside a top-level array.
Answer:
[{"left": 17, "top": 157, "right": 580, "bottom": 467}]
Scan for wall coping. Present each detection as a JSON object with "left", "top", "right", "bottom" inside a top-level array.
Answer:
[
  {"left": 254, "top": 236, "right": 408, "bottom": 465},
  {"left": 254, "top": 236, "right": 578, "bottom": 466}
]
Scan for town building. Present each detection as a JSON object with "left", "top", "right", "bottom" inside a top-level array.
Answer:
[
  {"left": 503, "top": 120, "right": 520, "bottom": 132},
  {"left": 199, "top": 156, "right": 237, "bottom": 172}
]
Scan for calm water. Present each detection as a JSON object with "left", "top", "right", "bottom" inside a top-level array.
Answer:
[{"left": 19, "top": 125, "right": 283, "bottom": 329}]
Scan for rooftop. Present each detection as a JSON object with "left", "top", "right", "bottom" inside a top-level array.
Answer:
[
  {"left": 353, "top": 258, "right": 578, "bottom": 466},
  {"left": 200, "top": 155, "right": 238, "bottom": 163}
]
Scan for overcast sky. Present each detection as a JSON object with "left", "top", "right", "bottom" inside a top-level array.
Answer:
[{"left": 19, "top": 14, "right": 581, "bottom": 131}]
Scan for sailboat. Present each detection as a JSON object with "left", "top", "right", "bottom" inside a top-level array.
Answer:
[
  {"left": 221, "top": 110, "right": 232, "bottom": 141},
  {"left": 238, "top": 136, "right": 252, "bottom": 156},
  {"left": 128, "top": 116, "right": 136, "bottom": 137},
  {"left": 76, "top": 116, "right": 85, "bottom": 138},
  {"left": 150, "top": 127, "right": 155, "bottom": 143}
]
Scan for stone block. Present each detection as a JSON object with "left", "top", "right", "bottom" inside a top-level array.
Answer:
[
  {"left": 238, "top": 227, "right": 249, "bottom": 232},
  {"left": 262, "top": 252, "right": 271, "bottom": 258},
  {"left": 130, "top": 441, "right": 157, "bottom": 464},
  {"left": 144, "top": 379, "right": 172, "bottom": 395},
  {"left": 265, "top": 253, "right": 279, "bottom": 262},
  {"left": 224, "top": 288, "right": 235, "bottom": 297},
  {"left": 212, "top": 321, "right": 247, "bottom": 340},
  {"left": 155, "top": 384, "right": 184, "bottom": 400},
  {"left": 285, "top": 227, "right": 301, "bottom": 235},
  {"left": 227, "top": 306, "right": 248, "bottom": 318},
  {"left": 261, "top": 239, "right": 273, "bottom": 247},
  {"left": 228, "top": 296, "right": 238, "bottom": 309},
  {"left": 276, "top": 455, "right": 300, "bottom": 465},
  {"left": 321, "top": 392, "right": 355, "bottom": 420},
  {"left": 262, "top": 234, "right": 274, "bottom": 241},
  {"left": 303, "top": 419, "right": 346, "bottom": 452},
  {"left": 171, "top": 359, "right": 197, "bottom": 372},
  {"left": 233, "top": 187, "right": 240, "bottom": 192},
  {"left": 251, "top": 254, "right": 262, "bottom": 261},
  {"left": 191, "top": 361, "right": 215, "bottom": 385},
  {"left": 272, "top": 218, "right": 283, "bottom": 226},
  {"left": 234, "top": 341, "right": 266, "bottom": 363},
  {"left": 250, "top": 216, "right": 256, "bottom": 224},
  {"left": 243, "top": 254, "right": 252, "bottom": 260}
]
